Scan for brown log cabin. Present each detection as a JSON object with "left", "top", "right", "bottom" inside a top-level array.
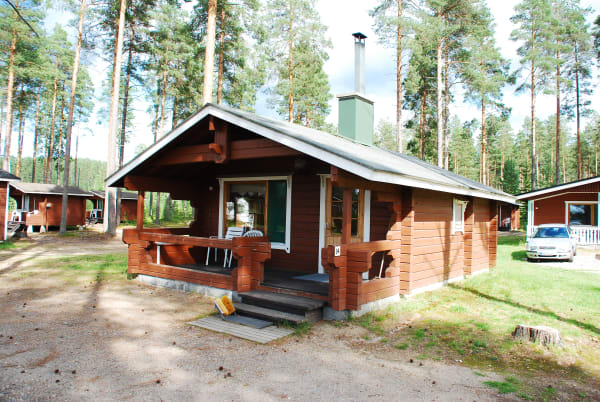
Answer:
[
  {"left": 107, "top": 101, "right": 517, "bottom": 315},
  {"left": 8, "top": 182, "right": 90, "bottom": 231},
  {"left": 0, "top": 169, "right": 21, "bottom": 241},
  {"left": 88, "top": 190, "right": 138, "bottom": 223}
]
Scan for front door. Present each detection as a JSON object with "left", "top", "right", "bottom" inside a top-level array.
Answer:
[{"left": 324, "top": 178, "right": 364, "bottom": 248}]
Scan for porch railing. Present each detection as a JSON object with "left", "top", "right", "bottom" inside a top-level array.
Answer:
[
  {"left": 122, "top": 228, "right": 271, "bottom": 293},
  {"left": 321, "top": 240, "right": 402, "bottom": 311},
  {"left": 527, "top": 225, "right": 600, "bottom": 245}
]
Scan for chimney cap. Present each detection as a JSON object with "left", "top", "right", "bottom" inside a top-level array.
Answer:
[{"left": 352, "top": 32, "right": 367, "bottom": 41}]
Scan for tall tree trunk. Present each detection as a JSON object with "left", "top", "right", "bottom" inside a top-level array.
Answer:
[
  {"left": 530, "top": 40, "right": 537, "bottom": 190},
  {"left": 104, "top": 0, "right": 127, "bottom": 235},
  {"left": 32, "top": 89, "right": 41, "bottom": 182},
  {"left": 74, "top": 135, "right": 78, "bottom": 186},
  {"left": 575, "top": 43, "right": 581, "bottom": 180},
  {"left": 155, "top": 192, "right": 161, "bottom": 225},
  {"left": 15, "top": 92, "right": 24, "bottom": 176},
  {"left": 287, "top": 10, "right": 294, "bottom": 122},
  {"left": 396, "top": 0, "right": 403, "bottom": 153},
  {"left": 45, "top": 63, "right": 59, "bottom": 184},
  {"left": 555, "top": 44, "right": 560, "bottom": 185},
  {"left": 56, "top": 95, "right": 65, "bottom": 185},
  {"left": 160, "top": 69, "right": 167, "bottom": 136},
  {"left": 443, "top": 42, "right": 450, "bottom": 170},
  {"left": 436, "top": 37, "right": 443, "bottom": 168},
  {"left": 419, "top": 93, "right": 426, "bottom": 160},
  {"left": 481, "top": 96, "right": 487, "bottom": 186},
  {"left": 217, "top": 5, "right": 226, "bottom": 105},
  {"left": 202, "top": 0, "right": 217, "bottom": 105},
  {"left": 60, "top": 0, "right": 86, "bottom": 234},
  {"left": 2, "top": 28, "right": 17, "bottom": 171},
  {"left": 119, "top": 26, "right": 134, "bottom": 170}
]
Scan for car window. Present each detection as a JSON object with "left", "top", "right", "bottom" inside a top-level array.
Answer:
[{"left": 533, "top": 227, "right": 569, "bottom": 238}]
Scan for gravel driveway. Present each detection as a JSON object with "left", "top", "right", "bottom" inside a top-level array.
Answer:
[
  {"left": 536, "top": 246, "right": 600, "bottom": 273},
  {"left": 0, "top": 235, "right": 508, "bottom": 401}
]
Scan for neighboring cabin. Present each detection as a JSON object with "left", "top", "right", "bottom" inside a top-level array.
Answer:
[
  {"left": 0, "top": 169, "right": 21, "bottom": 241},
  {"left": 516, "top": 176, "right": 600, "bottom": 244},
  {"left": 9, "top": 182, "right": 90, "bottom": 231},
  {"left": 88, "top": 190, "right": 138, "bottom": 223}
]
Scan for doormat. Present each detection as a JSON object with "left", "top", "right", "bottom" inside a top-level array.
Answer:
[
  {"left": 188, "top": 316, "right": 294, "bottom": 344},
  {"left": 293, "top": 273, "right": 329, "bottom": 283}
]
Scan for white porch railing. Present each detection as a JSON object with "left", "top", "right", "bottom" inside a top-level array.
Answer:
[{"left": 527, "top": 225, "right": 600, "bottom": 245}]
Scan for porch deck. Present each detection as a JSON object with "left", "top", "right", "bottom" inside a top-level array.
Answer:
[{"left": 177, "top": 263, "right": 329, "bottom": 296}]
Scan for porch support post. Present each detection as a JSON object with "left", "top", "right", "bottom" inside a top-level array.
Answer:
[
  {"left": 341, "top": 188, "right": 352, "bottom": 245},
  {"left": 527, "top": 200, "right": 534, "bottom": 237},
  {"left": 597, "top": 192, "right": 599, "bottom": 227},
  {"left": 136, "top": 191, "right": 144, "bottom": 231}
]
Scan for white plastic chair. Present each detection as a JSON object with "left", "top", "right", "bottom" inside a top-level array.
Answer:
[
  {"left": 243, "top": 230, "right": 263, "bottom": 238},
  {"left": 205, "top": 226, "right": 245, "bottom": 267},
  {"left": 223, "top": 229, "right": 264, "bottom": 268}
]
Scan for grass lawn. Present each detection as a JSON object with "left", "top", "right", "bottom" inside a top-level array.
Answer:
[
  {"left": 353, "top": 234, "right": 600, "bottom": 399},
  {"left": 16, "top": 253, "right": 129, "bottom": 284}
]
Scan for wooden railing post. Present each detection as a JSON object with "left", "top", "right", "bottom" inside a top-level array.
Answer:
[
  {"left": 232, "top": 237, "right": 271, "bottom": 293},
  {"left": 322, "top": 244, "right": 347, "bottom": 311}
]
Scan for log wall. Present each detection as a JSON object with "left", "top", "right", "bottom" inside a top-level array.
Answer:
[
  {"left": 0, "top": 183, "right": 7, "bottom": 241},
  {"left": 410, "top": 189, "right": 465, "bottom": 290}
]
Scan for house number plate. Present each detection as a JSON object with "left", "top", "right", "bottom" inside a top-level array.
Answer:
[{"left": 334, "top": 246, "right": 341, "bottom": 257}]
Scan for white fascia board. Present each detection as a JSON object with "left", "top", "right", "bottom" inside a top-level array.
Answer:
[
  {"left": 106, "top": 105, "right": 516, "bottom": 204},
  {"left": 515, "top": 176, "right": 600, "bottom": 200}
]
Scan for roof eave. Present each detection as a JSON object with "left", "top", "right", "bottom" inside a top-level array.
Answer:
[{"left": 105, "top": 104, "right": 516, "bottom": 204}]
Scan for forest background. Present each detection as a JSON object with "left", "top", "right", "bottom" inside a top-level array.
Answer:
[{"left": 1, "top": 0, "right": 600, "bottom": 224}]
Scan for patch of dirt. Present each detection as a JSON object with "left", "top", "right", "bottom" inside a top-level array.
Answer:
[{"left": 0, "top": 234, "right": 587, "bottom": 400}]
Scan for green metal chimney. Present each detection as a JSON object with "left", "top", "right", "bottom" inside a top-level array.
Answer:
[{"left": 337, "top": 32, "right": 374, "bottom": 145}]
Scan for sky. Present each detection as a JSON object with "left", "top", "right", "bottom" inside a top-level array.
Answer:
[{"left": 30, "top": 0, "right": 600, "bottom": 166}]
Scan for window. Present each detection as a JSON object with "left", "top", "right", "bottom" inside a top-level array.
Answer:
[
  {"left": 452, "top": 199, "right": 468, "bottom": 234},
  {"left": 330, "top": 187, "right": 361, "bottom": 237},
  {"left": 567, "top": 203, "right": 596, "bottom": 226},
  {"left": 220, "top": 176, "right": 291, "bottom": 252}
]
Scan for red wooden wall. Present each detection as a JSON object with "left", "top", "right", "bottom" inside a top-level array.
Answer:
[
  {"left": 120, "top": 199, "right": 138, "bottom": 222},
  {"left": 0, "top": 183, "right": 7, "bottom": 241},
  {"left": 410, "top": 189, "right": 465, "bottom": 290},
  {"left": 532, "top": 192, "right": 598, "bottom": 226}
]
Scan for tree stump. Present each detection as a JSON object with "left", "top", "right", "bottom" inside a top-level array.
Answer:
[{"left": 512, "top": 324, "right": 561, "bottom": 346}]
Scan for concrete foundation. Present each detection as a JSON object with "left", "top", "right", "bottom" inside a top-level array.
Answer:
[{"left": 136, "top": 274, "right": 241, "bottom": 301}]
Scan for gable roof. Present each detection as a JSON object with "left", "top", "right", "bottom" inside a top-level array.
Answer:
[
  {"left": 106, "top": 103, "right": 517, "bottom": 204},
  {"left": 515, "top": 175, "right": 600, "bottom": 201},
  {"left": 0, "top": 169, "right": 21, "bottom": 181},
  {"left": 89, "top": 189, "right": 137, "bottom": 200},
  {"left": 10, "top": 182, "right": 91, "bottom": 197}
]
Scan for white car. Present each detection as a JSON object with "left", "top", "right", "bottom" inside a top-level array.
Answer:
[{"left": 526, "top": 224, "right": 577, "bottom": 262}]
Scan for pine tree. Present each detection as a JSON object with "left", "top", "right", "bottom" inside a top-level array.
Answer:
[
  {"left": 462, "top": 3, "right": 510, "bottom": 186},
  {"left": 371, "top": 0, "right": 409, "bottom": 153},
  {"left": 510, "top": 0, "right": 554, "bottom": 190},
  {"left": 264, "top": 0, "right": 331, "bottom": 126}
]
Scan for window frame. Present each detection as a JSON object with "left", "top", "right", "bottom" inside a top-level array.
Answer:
[
  {"left": 452, "top": 199, "right": 468, "bottom": 234},
  {"left": 218, "top": 175, "right": 292, "bottom": 253},
  {"left": 564, "top": 201, "right": 598, "bottom": 226}
]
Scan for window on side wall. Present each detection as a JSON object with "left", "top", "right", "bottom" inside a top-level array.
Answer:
[{"left": 452, "top": 199, "right": 468, "bottom": 234}]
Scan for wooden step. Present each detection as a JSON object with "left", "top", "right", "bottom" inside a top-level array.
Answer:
[
  {"left": 240, "top": 290, "right": 325, "bottom": 316},
  {"left": 234, "top": 302, "right": 308, "bottom": 325}
]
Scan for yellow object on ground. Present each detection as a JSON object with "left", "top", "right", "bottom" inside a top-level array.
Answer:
[
  {"left": 214, "top": 296, "right": 236, "bottom": 316},
  {"left": 221, "top": 296, "right": 235, "bottom": 315}
]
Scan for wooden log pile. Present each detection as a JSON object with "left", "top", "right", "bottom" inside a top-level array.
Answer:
[{"left": 512, "top": 324, "right": 562, "bottom": 346}]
